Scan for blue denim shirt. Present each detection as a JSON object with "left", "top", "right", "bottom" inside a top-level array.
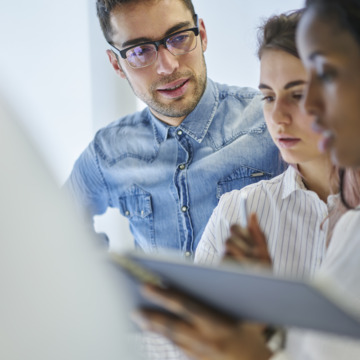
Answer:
[{"left": 65, "top": 79, "right": 285, "bottom": 255}]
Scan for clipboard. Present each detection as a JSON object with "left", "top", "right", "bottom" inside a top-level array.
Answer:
[{"left": 112, "top": 250, "right": 360, "bottom": 339}]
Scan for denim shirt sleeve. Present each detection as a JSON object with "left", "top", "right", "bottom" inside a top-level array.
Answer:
[{"left": 64, "top": 141, "right": 110, "bottom": 217}]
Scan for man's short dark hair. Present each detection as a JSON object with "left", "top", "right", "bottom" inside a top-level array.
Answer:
[{"left": 96, "top": 0, "right": 196, "bottom": 44}]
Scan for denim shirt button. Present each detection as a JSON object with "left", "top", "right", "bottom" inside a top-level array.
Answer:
[
  {"left": 177, "top": 130, "right": 183, "bottom": 136},
  {"left": 125, "top": 210, "right": 130, "bottom": 216},
  {"left": 181, "top": 206, "right": 188, "bottom": 212},
  {"left": 179, "top": 164, "right": 185, "bottom": 170},
  {"left": 185, "top": 251, "right": 192, "bottom": 257}
]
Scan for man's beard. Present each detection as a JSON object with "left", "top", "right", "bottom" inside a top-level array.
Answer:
[{"left": 124, "top": 56, "right": 207, "bottom": 119}]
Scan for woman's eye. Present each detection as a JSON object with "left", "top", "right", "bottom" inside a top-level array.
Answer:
[
  {"left": 261, "top": 96, "right": 275, "bottom": 103},
  {"left": 317, "top": 70, "right": 336, "bottom": 83},
  {"left": 292, "top": 93, "right": 304, "bottom": 101}
]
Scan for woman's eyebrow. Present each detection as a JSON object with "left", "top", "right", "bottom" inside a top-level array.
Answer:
[
  {"left": 258, "top": 80, "right": 306, "bottom": 91},
  {"left": 258, "top": 83, "right": 272, "bottom": 90},
  {"left": 284, "top": 80, "right": 306, "bottom": 89}
]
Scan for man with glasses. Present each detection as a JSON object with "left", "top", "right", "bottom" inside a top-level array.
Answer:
[{"left": 66, "top": 0, "right": 284, "bottom": 259}]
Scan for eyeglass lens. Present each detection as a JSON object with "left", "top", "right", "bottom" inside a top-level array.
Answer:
[{"left": 126, "top": 29, "right": 197, "bottom": 68}]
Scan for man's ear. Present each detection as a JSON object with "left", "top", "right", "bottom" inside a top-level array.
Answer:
[
  {"left": 106, "top": 49, "right": 126, "bottom": 79},
  {"left": 198, "top": 18, "right": 208, "bottom": 52}
]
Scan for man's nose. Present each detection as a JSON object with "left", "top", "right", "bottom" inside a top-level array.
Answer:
[{"left": 155, "top": 46, "right": 180, "bottom": 75}]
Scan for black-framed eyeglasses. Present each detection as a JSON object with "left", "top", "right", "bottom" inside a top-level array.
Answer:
[{"left": 109, "top": 15, "right": 199, "bottom": 69}]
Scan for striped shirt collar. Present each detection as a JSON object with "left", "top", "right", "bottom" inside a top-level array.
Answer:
[
  {"left": 282, "top": 165, "right": 307, "bottom": 200},
  {"left": 282, "top": 165, "right": 338, "bottom": 207}
]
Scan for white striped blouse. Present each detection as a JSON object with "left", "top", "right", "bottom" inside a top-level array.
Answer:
[{"left": 195, "top": 166, "right": 335, "bottom": 279}]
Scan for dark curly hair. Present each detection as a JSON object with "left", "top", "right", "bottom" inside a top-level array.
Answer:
[{"left": 305, "top": 0, "right": 360, "bottom": 46}]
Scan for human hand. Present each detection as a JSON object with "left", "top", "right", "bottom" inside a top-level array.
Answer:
[
  {"left": 132, "top": 284, "right": 273, "bottom": 360},
  {"left": 223, "top": 213, "right": 272, "bottom": 268}
]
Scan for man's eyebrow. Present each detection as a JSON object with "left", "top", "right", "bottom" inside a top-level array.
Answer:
[{"left": 121, "top": 20, "right": 193, "bottom": 48}]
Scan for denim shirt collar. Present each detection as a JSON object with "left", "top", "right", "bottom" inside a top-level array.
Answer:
[{"left": 147, "top": 78, "right": 218, "bottom": 144}]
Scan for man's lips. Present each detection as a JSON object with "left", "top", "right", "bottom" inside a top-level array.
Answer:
[
  {"left": 157, "top": 79, "right": 189, "bottom": 98},
  {"left": 158, "top": 78, "right": 188, "bottom": 91}
]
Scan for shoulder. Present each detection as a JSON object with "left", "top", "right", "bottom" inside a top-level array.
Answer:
[
  {"left": 205, "top": 81, "right": 269, "bottom": 150},
  {"left": 213, "top": 81, "right": 263, "bottom": 117},
  {"left": 318, "top": 208, "right": 360, "bottom": 305},
  {"left": 329, "top": 209, "right": 360, "bottom": 252},
  {"left": 214, "top": 81, "right": 261, "bottom": 101},
  {"left": 92, "top": 108, "right": 158, "bottom": 163},
  {"left": 219, "top": 171, "right": 287, "bottom": 207},
  {"left": 94, "top": 108, "right": 152, "bottom": 144}
]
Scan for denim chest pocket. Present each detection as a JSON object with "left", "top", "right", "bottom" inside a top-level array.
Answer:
[
  {"left": 217, "top": 166, "right": 272, "bottom": 199},
  {"left": 118, "top": 185, "right": 155, "bottom": 249}
]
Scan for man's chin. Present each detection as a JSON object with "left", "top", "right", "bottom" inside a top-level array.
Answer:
[{"left": 149, "top": 96, "right": 198, "bottom": 118}]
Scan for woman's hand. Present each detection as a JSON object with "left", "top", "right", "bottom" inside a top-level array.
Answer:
[
  {"left": 223, "top": 213, "right": 272, "bottom": 268},
  {"left": 133, "top": 284, "right": 273, "bottom": 360}
]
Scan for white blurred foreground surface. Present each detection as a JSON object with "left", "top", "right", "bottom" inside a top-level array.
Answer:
[{"left": 0, "top": 101, "right": 138, "bottom": 359}]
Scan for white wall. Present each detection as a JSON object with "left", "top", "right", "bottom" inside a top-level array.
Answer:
[
  {"left": 193, "top": 0, "right": 304, "bottom": 88},
  {"left": 1, "top": 0, "right": 304, "bottom": 250},
  {"left": 0, "top": 1, "right": 93, "bottom": 185}
]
